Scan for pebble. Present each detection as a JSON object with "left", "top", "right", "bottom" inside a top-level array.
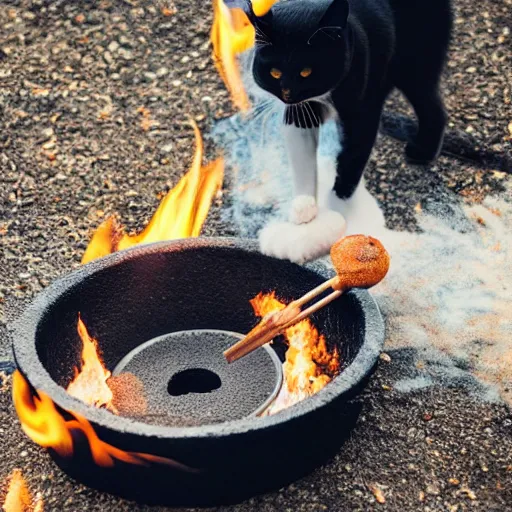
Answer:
[
  {"left": 107, "top": 41, "right": 120, "bottom": 53},
  {"left": 118, "top": 48, "right": 134, "bottom": 60},
  {"left": 41, "top": 127, "right": 54, "bottom": 140},
  {"left": 380, "top": 352, "right": 391, "bottom": 363},
  {"left": 425, "top": 483, "right": 440, "bottom": 495},
  {"left": 103, "top": 51, "right": 113, "bottom": 64},
  {"left": 42, "top": 140, "right": 56, "bottom": 150},
  {"left": 119, "top": 35, "right": 134, "bottom": 47},
  {"left": 143, "top": 71, "right": 157, "bottom": 82},
  {"left": 160, "top": 143, "right": 173, "bottom": 154},
  {"left": 156, "top": 67, "right": 169, "bottom": 77}
]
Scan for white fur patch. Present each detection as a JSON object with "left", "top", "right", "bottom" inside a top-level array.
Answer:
[
  {"left": 321, "top": 181, "right": 386, "bottom": 237},
  {"left": 259, "top": 209, "right": 347, "bottom": 263},
  {"left": 283, "top": 124, "right": 319, "bottom": 199},
  {"left": 289, "top": 195, "right": 318, "bottom": 224}
]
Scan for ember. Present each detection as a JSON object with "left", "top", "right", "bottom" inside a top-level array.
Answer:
[
  {"left": 81, "top": 122, "right": 223, "bottom": 265},
  {"left": 251, "top": 292, "right": 340, "bottom": 415},
  {"left": 2, "top": 469, "right": 43, "bottom": 512}
]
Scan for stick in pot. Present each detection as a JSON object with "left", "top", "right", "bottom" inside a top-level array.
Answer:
[{"left": 224, "top": 234, "right": 390, "bottom": 363}]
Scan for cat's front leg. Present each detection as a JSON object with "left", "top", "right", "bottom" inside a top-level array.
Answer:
[
  {"left": 283, "top": 124, "right": 319, "bottom": 224},
  {"left": 323, "top": 105, "right": 386, "bottom": 236},
  {"left": 258, "top": 122, "right": 346, "bottom": 264}
]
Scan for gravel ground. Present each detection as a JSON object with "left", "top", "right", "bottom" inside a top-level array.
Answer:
[{"left": 0, "top": 0, "right": 511, "bottom": 510}]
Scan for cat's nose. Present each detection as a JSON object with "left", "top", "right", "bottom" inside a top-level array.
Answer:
[{"left": 281, "top": 89, "right": 291, "bottom": 101}]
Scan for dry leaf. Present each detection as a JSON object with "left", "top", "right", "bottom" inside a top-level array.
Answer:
[
  {"left": 161, "top": 3, "right": 177, "bottom": 16},
  {"left": 369, "top": 484, "right": 386, "bottom": 504}
]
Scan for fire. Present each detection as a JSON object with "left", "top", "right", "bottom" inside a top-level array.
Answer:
[
  {"left": 210, "top": 0, "right": 277, "bottom": 111},
  {"left": 12, "top": 371, "right": 198, "bottom": 472},
  {"left": 66, "top": 315, "right": 115, "bottom": 413},
  {"left": 81, "top": 121, "right": 223, "bottom": 265},
  {"left": 11, "top": 120, "right": 220, "bottom": 472},
  {"left": 250, "top": 292, "right": 340, "bottom": 415},
  {"left": 2, "top": 469, "right": 43, "bottom": 512}
]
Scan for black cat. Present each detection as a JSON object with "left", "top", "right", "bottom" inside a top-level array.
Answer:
[{"left": 231, "top": 0, "right": 453, "bottom": 263}]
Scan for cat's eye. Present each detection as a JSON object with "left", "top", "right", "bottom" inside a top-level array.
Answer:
[
  {"left": 270, "top": 68, "right": 282, "bottom": 79},
  {"left": 300, "top": 68, "right": 312, "bottom": 78}
]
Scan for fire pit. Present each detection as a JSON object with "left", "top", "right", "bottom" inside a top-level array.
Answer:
[{"left": 11, "top": 237, "right": 384, "bottom": 506}]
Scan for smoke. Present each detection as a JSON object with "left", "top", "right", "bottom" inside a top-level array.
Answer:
[{"left": 211, "top": 111, "right": 512, "bottom": 405}]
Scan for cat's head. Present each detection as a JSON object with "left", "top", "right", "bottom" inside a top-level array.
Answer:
[{"left": 245, "top": 0, "right": 351, "bottom": 104}]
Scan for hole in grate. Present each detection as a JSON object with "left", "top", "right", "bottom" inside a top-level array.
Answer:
[{"left": 167, "top": 368, "right": 222, "bottom": 396}]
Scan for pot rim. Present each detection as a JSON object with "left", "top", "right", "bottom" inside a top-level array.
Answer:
[{"left": 12, "top": 236, "right": 385, "bottom": 440}]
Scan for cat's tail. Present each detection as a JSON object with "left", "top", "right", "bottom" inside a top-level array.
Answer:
[{"left": 379, "top": 112, "right": 512, "bottom": 173}]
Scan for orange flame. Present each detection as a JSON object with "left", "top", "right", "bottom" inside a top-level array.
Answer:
[
  {"left": 250, "top": 292, "right": 340, "bottom": 415},
  {"left": 10, "top": 119, "right": 220, "bottom": 474},
  {"left": 210, "top": 0, "right": 277, "bottom": 111},
  {"left": 66, "top": 315, "right": 116, "bottom": 412},
  {"left": 12, "top": 371, "right": 198, "bottom": 472},
  {"left": 81, "top": 122, "right": 224, "bottom": 265},
  {"left": 2, "top": 469, "right": 43, "bottom": 512}
]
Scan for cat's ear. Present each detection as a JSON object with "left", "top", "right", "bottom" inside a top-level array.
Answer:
[
  {"left": 236, "top": 0, "right": 273, "bottom": 41},
  {"left": 309, "top": 0, "right": 349, "bottom": 45}
]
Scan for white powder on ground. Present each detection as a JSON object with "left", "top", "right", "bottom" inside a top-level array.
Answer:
[
  {"left": 370, "top": 191, "right": 512, "bottom": 404},
  {"left": 213, "top": 111, "right": 512, "bottom": 405}
]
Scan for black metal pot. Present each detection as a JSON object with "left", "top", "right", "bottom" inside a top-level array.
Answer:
[{"left": 11, "top": 237, "right": 384, "bottom": 506}]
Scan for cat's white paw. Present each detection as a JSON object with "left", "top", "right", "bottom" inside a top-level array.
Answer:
[
  {"left": 259, "top": 209, "right": 347, "bottom": 263},
  {"left": 289, "top": 195, "right": 318, "bottom": 224},
  {"left": 322, "top": 182, "right": 386, "bottom": 237}
]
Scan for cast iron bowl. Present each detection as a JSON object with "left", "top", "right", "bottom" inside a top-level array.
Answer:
[{"left": 11, "top": 237, "right": 385, "bottom": 506}]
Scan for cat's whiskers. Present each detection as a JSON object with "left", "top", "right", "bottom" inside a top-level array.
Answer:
[
  {"left": 304, "top": 102, "right": 319, "bottom": 127},
  {"left": 299, "top": 103, "right": 310, "bottom": 129},
  {"left": 301, "top": 103, "right": 311, "bottom": 129},
  {"left": 307, "top": 26, "right": 343, "bottom": 44},
  {"left": 259, "top": 103, "right": 282, "bottom": 149},
  {"left": 300, "top": 102, "right": 312, "bottom": 128},
  {"left": 310, "top": 102, "right": 319, "bottom": 126},
  {"left": 292, "top": 104, "right": 301, "bottom": 128},
  {"left": 309, "top": 92, "right": 338, "bottom": 121},
  {"left": 253, "top": 26, "right": 271, "bottom": 47},
  {"left": 243, "top": 99, "right": 274, "bottom": 122}
]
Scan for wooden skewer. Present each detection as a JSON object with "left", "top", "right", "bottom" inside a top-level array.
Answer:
[
  {"left": 224, "top": 234, "right": 390, "bottom": 364},
  {"left": 230, "top": 276, "right": 339, "bottom": 352}
]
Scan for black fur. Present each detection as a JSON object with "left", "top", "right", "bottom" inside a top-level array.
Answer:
[{"left": 241, "top": 0, "right": 453, "bottom": 198}]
